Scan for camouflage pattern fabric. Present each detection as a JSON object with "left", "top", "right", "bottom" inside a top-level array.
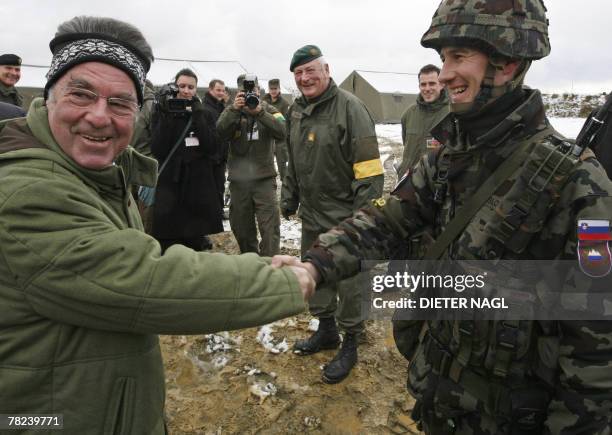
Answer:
[
  {"left": 421, "top": 0, "right": 551, "bottom": 60},
  {"left": 304, "top": 87, "right": 612, "bottom": 434}
]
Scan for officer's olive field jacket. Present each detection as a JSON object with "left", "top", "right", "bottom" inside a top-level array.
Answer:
[
  {"left": 281, "top": 80, "right": 384, "bottom": 233},
  {"left": 0, "top": 99, "right": 305, "bottom": 434}
]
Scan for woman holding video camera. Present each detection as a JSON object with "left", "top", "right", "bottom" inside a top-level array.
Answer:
[{"left": 150, "top": 68, "right": 223, "bottom": 253}]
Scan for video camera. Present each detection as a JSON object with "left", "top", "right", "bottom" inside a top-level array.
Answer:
[
  {"left": 156, "top": 83, "right": 191, "bottom": 116},
  {"left": 242, "top": 74, "right": 260, "bottom": 110}
]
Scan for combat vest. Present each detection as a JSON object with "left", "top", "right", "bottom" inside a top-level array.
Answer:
[{"left": 403, "top": 90, "right": 588, "bottom": 433}]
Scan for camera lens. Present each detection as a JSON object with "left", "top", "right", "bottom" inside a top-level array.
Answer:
[{"left": 245, "top": 92, "right": 259, "bottom": 109}]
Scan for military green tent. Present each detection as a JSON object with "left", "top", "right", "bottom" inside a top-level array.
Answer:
[{"left": 339, "top": 70, "right": 418, "bottom": 124}]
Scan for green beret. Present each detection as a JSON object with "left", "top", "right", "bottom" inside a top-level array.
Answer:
[
  {"left": 268, "top": 78, "right": 280, "bottom": 87},
  {"left": 290, "top": 45, "right": 323, "bottom": 72},
  {"left": 0, "top": 54, "right": 21, "bottom": 66}
]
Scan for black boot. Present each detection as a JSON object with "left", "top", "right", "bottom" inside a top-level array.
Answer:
[
  {"left": 293, "top": 317, "right": 340, "bottom": 355},
  {"left": 322, "top": 333, "right": 358, "bottom": 384}
]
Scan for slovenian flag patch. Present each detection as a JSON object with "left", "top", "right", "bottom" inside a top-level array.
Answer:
[
  {"left": 578, "top": 220, "right": 612, "bottom": 241},
  {"left": 577, "top": 219, "right": 612, "bottom": 277}
]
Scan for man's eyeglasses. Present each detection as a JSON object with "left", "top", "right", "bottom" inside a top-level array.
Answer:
[{"left": 62, "top": 87, "right": 139, "bottom": 117}]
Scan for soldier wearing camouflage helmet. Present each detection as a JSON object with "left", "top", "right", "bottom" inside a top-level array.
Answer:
[{"left": 273, "top": 1, "right": 612, "bottom": 433}]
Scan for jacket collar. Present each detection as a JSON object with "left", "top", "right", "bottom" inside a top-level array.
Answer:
[
  {"left": 204, "top": 92, "right": 224, "bottom": 110},
  {"left": 432, "top": 87, "right": 548, "bottom": 152},
  {"left": 0, "top": 82, "right": 18, "bottom": 97},
  {"left": 294, "top": 79, "right": 338, "bottom": 116},
  {"left": 416, "top": 89, "right": 449, "bottom": 113}
]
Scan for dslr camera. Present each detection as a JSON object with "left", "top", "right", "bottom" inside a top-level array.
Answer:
[
  {"left": 156, "top": 82, "right": 191, "bottom": 116},
  {"left": 242, "top": 74, "right": 260, "bottom": 110}
]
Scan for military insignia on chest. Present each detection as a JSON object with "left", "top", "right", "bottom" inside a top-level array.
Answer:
[
  {"left": 308, "top": 132, "right": 316, "bottom": 142},
  {"left": 577, "top": 219, "right": 612, "bottom": 277}
]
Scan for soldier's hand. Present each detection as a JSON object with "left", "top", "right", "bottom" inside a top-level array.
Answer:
[
  {"left": 233, "top": 92, "right": 246, "bottom": 110},
  {"left": 244, "top": 104, "right": 263, "bottom": 116},
  {"left": 272, "top": 255, "right": 321, "bottom": 286}
]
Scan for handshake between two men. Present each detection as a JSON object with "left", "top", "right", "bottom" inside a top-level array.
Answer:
[{"left": 272, "top": 255, "right": 320, "bottom": 301}]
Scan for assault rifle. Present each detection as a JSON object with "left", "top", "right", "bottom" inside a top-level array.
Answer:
[{"left": 575, "top": 92, "right": 612, "bottom": 178}]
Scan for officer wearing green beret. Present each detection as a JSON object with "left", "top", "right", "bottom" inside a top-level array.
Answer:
[
  {"left": 0, "top": 54, "right": 23, "bottom": 108},
  {"left": 282, "top": 45, "right": 384, "bottom": 384},
  {"left": 262, "top": 79, "right": 290, "bottom": 183}
]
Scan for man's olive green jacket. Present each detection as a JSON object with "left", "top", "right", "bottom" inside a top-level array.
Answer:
[
  {"left": 281, "top": 80, "right": 384, "bottom": 233},
  {"left": 398, "top": 91, "right": 449, "bottom": 176},
  {"left": 0, "top": 99, "right": 305, "bottom": 434},
  {"left": 0, "top": 81, "right": 23, "bottom": 108}
]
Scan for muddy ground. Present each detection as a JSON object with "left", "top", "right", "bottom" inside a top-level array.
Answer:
[{"left": 160, "top": 135, "right": 423, "bottom": 434}]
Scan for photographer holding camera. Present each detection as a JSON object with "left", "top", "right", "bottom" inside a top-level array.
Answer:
[
  {"left": 217, "top": 74, "right": 285, "bottom": 256},
  {"left": 150, "top": 68, "right": 223, "bottom": 252}
]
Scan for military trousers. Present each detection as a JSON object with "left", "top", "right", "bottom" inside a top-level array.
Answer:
[
  {"left": 229, "top": 177, "right": 280, "bottom": 256},
  {"left": 274, "top": 140, "right": 288, "bottom": 184},
  {"left": 301, "top": 226, "right": 365, "bottom": 334}
]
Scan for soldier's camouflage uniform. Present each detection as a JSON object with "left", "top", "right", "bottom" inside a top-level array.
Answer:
[{"left": 303, "top": 1, "right": 612, "bottom": 433}]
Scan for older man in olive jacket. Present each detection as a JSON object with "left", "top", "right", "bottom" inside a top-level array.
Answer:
[
  {"left": 281, "top": 45, "right": 384, "bottom": 384},
  {"left": 0, "top": 17, "right": 313, "bottom": 435}
]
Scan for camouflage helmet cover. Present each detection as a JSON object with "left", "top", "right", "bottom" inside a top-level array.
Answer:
[{"left": 421, "top": 0, "right": 551, "bottom": 60}]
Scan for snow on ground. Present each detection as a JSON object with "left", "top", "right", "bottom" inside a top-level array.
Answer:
[{"left": 549, "top": 117, "right": 585, "bottom": 139}]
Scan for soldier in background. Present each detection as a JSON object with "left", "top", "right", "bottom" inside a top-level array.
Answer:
[
  {"left": 131, "top": 79, "right": 156, "bottom": 158},
  {"left": 203, "top": 79, "right": 229, "bottom": 217},
  {"left": 263, "top": 79, "right": 290, "bottom": 183},
  {"left": 397, "top": 64, "right": 448, "bottom": 176},
  {"left": 217, "top": 74, "right": 285, "bottom": 256},
  {"left": 0, "top": 54, "right": 23, "bottom": 108},
  {"left": 281, "top": 45, "right": 384, "bottom": 384},
  {"left": 275, "top": 1, "right": 612, "bottom": 433}
]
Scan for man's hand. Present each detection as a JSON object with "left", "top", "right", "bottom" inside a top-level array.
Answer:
[
  {"left": 288, "top": 265, "right": 316, "bottom": 301},
  {"left": 272, "top": 255, "right": 321, "bottom": 298},
  {"left": 233, "top": 91, "right": 246, "bottom": 110}
]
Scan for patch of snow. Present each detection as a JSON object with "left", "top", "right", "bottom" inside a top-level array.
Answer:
[
  {"left": 256, "top": 324, "right": 289, "bottom": 354},
  {"left": 308, "top": 318, "right": 319, "bottom": 332}
]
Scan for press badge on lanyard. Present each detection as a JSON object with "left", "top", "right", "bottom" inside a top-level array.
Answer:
[{"left": 185, "top": 132, "right": 199, "bottom": 147}]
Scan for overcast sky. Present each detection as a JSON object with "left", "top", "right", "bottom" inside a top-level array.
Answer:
[{"left": 2, "top": 0, "right": 611, "bottom": 94}]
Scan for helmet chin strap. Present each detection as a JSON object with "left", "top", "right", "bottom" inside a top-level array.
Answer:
[{"left": 450, "top": 60, "right": 532, "bottom": 115}]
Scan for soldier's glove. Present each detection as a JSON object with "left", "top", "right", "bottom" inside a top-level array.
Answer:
[{"left": 281, "top": 208, "right": 296, "bottom": 220}]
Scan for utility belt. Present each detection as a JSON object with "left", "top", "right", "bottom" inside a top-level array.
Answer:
[{"left": 412, "top": 329, "right": 552, "bottom": 434}]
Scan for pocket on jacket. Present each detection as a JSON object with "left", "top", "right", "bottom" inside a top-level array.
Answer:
[{"left": 104, "top": 377, "right": 135, "bottom": 435}]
